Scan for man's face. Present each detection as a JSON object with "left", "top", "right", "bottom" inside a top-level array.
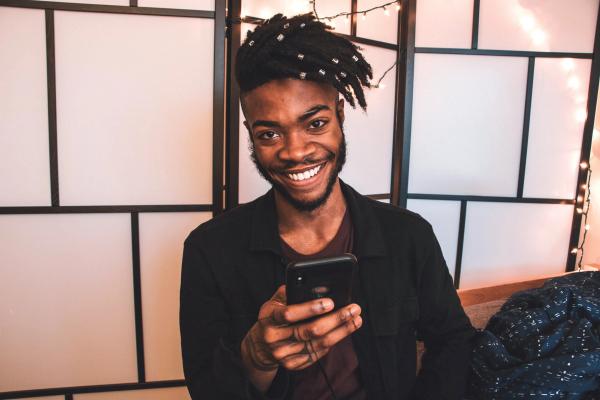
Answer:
[{"left": 241, "top": 78, "right": 346, "bottom": 212}]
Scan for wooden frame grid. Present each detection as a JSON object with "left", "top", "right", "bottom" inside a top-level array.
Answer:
[{"left": 1, "top": 0, "right": 600, "bottom": 397}]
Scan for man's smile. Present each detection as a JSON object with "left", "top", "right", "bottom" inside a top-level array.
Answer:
[{"left": 283, "top": 161, "right": 327, "bottom": 183}]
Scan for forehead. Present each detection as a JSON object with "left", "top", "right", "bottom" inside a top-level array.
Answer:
[{"left": 241, "top": 78, "right": 338, "bottom": 122}]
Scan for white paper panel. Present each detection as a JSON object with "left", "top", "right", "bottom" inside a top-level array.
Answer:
[
  {"left": 0, "top": 214, "right": 137, "bottom": 392},
  {"left": 0, "top": 7, "right": 50, "bottom": 206},
  {"left": 460, "top": 202, "right": 573, "bottom": 290},
  {"left": 582, "top": 127, "right": 600, "bottom": 266},
  {"left": 338, "top": 44, "right": 396, "bottom": 195},
  {"left": 415, "top": 0, "right": 473, "bottom": 48},
  {"left": 524, "top": 58, "right": 592, "bottom": 199},
  {"left": 43, "top": 0, "right": 128, "bottom": 4},
  {"left": 478, "top": 0, "right": 598, "bottom": 53},
  {"left": 75, "top": 387, "right": 191, "bottom": 400},
  {"left": 239, "top": 103, "right": 271, "bottom": 203},
  {"left": 55, "top": 12, "right": 214, "bottom": 205},
  {"left": 356, "top": 0, "right": 398, "bottom": 44},
  {"left": 406, "top": 199, "right": 461, "bottom": 279},
  {"left": 409, "top": 54, "right": 527, "bottom": 196},
  {"left": 241, "top": 0, "right": 351, "bottom": 35},
  {"left": 139, "top": 212, "right": 212, "bottom": 381},
  {"left": 138, "top": 0, "right": 214, "bottom": 10}
]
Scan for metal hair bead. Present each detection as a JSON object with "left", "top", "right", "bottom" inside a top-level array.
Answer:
[
  {"left": 297, "top": 53, "right": 304, "bottom": 61},
  {"left": 334, "top": 74, "right": 340, "bottom": 82},
  {"left": 283, "top": 22, "right": 290, "bottom": 29},
  {"left": 299, "top": 72, "right": 307, "bottom": 79},
  {"left": 339, "top": 71, "right": 347, "bottom": 78},
  {"left": 352, "top": 55, "right": 359, "bottom": 62},
  {"left": 277, "top": 33, "right": 285, "bottom": 42},
  {"left": 318, "top": 69, "right": 326, "bottom": 76},
  {"left": 249, "top": 40, "right": 255, "bottom": 46},
  {"left": 331, "top": 58, "right": 339, "bottom": 64}
]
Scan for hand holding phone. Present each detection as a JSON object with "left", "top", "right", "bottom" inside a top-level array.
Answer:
[{"left": 241, "top": 277, "right": 362, "bottom": 387}]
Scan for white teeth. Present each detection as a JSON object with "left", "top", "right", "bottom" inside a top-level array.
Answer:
[{"left": 287, "top": 164, "right": 323, "bottom": 181}]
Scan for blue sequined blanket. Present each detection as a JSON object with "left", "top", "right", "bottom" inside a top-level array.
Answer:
[{"left": 468, "top": 271, "right": 600, "bottom": 400}]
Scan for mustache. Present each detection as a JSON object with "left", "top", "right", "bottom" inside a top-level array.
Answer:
[{"left": 273, "top": 152, "right": 335, "bottom": 173}]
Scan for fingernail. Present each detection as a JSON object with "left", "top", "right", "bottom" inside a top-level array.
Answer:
[
  {"left": 349, "top": 306, "right": 359, "bottom": 316},
  {"left": 316, "top": 299, "right": 333, "bottom": 311}
]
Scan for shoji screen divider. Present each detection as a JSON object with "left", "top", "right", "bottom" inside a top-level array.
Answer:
[
  {"left": 0, "top": 0, "right": 225, "bottom": 399},
  {"left": 395, "top": 0, "right": 600, "bottom": 289}
]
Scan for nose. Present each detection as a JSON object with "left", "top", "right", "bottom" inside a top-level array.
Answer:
[{"left": 278, "top": 131, "right": 315, "bottom": 164}]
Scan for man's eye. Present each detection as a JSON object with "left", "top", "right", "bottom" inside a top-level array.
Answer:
[
  {"left": 310, "top": 119, "right": 327, "bottom": 129},
  {"left": 258, "top": 131, "right": 278, "bottom": 140}
]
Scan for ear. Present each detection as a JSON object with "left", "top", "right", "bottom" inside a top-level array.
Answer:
[{"left": 336, "top": 98, "right": 345, "bottom": 125}]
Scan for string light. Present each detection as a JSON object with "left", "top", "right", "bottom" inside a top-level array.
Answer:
[
  {"left": 313, "top": 0, "right": 401, "bottom": 21},
  {"left": 310, "top": 0, "right": 403, "bottom": 89},
  {"left": 573, "top": 162, "right": 593, "bottom": 272}
]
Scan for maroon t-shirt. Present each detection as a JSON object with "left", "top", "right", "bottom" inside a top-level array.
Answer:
[{"left": 280, "top": 209, "right": 367, "bottom": 400}]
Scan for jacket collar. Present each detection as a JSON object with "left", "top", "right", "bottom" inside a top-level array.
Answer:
[{"left": 249, "top": 180, "right": 387, "bottom": 258}]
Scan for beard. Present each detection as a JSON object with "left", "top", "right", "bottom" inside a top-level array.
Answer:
[{"left": 250, "top": 121, "right": 347, "bottom": 212}]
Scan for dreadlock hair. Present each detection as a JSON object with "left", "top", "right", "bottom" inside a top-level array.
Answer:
[{"left": 235, "top": 13, "right": 373, "bottom": 110}]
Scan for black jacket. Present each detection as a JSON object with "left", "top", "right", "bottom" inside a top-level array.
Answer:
[{"left": 180, "top": 181, "right": 476, "bottom": 399}]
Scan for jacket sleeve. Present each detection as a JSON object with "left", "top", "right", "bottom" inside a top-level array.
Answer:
[
  {"left": 411, "top": 224, "right": 476, "bottom": 400},
  {"left": 179, "top": 235, "right": 290, "bottom": 400}
]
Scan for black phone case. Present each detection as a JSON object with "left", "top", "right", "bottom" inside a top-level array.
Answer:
[{"left": 285, "top": 254, "right": 357, "bottom": 310}]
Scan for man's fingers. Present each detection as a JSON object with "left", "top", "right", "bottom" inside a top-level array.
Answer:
[
  {"left": 271, "top": 285, "right": 287, "bottom": 304},
  {"left": 270, "top": 297, "right": 335, "bottom": 326},
  {"left": 281, "top": 347, "right": 330, "bottom": 371},
  {"left": 269, "top": 340, "right": 305, "bottom": 361},
  {"left": 309, "top": 315, "right": 363, "bottom": 352},
  {"left": 297, "top": 303, "right": 361, "bottom": 339}
]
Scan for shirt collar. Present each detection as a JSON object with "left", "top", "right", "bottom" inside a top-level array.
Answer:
[{"left": 249, "top": 180, "right": 387, "bottom": 258}]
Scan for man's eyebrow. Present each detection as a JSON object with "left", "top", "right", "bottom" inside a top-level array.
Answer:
[
  {"left": 298, "top": 104, "right": 331, "bottom": 121},
  {"left": 252, "top": 120, "right": 280, "bottom": 129},
  {"left": 251, "top": 104, "right": 331, "bottom": 129}
]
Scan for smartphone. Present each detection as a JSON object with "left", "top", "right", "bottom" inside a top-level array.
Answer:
[{"left": 285, "top": 254, "right": 357, "bottom": 310}]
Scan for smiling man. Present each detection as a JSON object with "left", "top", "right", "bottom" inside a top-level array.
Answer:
[{"left": 180, "top": 13, "right": 475, "bottom": 400}]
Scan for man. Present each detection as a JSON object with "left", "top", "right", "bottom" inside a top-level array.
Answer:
[{"left": 180, "top": 13, "right": 475, "bottom": 399}]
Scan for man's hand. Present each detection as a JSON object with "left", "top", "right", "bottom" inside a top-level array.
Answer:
[{"left": 240, "top": 285, "right": 362, "bottom": 392}]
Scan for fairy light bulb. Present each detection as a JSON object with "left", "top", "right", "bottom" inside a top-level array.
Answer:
[
  {"left": 578, "top": 195, "right": 584, "bottom": 203},
  {"left": 577, "top": 208, "right": 584, "bottom": 214},
  {"left": 582, "top": 184, "right": 588, "bottom": 189},
  {"left": 571, "top": 248, "right": 579, "bottom": 254},
  {"left": 585, "top": 224, "right": 591, "bottom": 231},
  {"left": 384, "top": 7, "right": 390, "bottom": 16},
  {"left": 581, "top": 161, "right": 589, "bottom": 169},
  {"left": 362, "top": 12, "right": 367, "bottom": 20},
  {"left": 396, "top": 3, "right": 401, "bottom": 11}
]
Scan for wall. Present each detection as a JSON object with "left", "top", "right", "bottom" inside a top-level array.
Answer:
[{"left": 1, "top": 0, "right": 599, "bottom": 398}]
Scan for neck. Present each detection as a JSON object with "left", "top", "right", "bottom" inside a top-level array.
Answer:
[{"left": 275, "top": 179, "right": 347, "bottom": 237}]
